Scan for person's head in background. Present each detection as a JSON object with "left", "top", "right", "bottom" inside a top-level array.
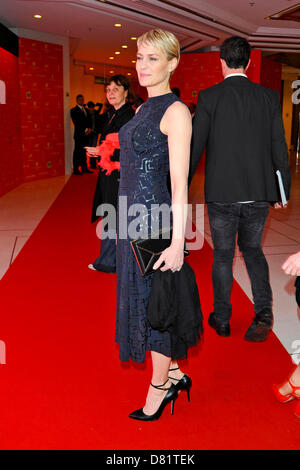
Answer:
[
  {"left": 87, "top": 101, "right": 95, "bottom": 113},
  {"left": 76, "top": 94, "right": 85, "bottom": 106},
  {"left": 220, "top": 36, "right": 251, "bottom": 78},
  {"left": 105, "top": 75, "right": 135, "bottom": 110},
  {"left": 171, "top": 87, "right": 180, "bottom": 98}
]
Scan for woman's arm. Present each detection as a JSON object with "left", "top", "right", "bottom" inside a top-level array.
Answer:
[{"left": 153, "top": 101, "right": 192, "bottom": 272}]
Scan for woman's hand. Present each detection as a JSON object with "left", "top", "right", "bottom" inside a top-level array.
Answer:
[
  {"left": 85, "top": 146, "right": 98, "bottom": 157},
  {"left": 282, "top": 251, "right": 300, "bottom": 276},
  {"left": 153, "top": 242, "right": 184, "bottom": 273}
]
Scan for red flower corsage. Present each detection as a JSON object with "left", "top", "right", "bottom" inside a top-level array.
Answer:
[{"left": 95, "top": 132, "right": 120, "bottom": 175}]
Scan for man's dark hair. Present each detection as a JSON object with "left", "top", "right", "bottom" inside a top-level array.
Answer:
[
  {"left": 87, "top": 101, "right": 95, "bottom": 108},
  {"left": 220, "top": 36, "right": 251, "bottom": 69},
  {"left": 76, "top": 94, "right": 84, "bottom": 100}
]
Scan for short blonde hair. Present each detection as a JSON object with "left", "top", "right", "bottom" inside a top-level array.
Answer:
[{"left": 137, "top": 29, "right": 180, "bottom": 64}]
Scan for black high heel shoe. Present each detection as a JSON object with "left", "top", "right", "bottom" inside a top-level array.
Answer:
[
  {"left": 169, "top": 367, "right": 192, "bottom": 402},
  {"left": 129, "top": 380, "right": 178, "bottom": 421}
]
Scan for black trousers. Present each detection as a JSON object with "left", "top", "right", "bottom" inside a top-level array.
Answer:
[
  {"left": 207, "top": 202, "right": 273, "bottom": 323},
  {"left": 73, "top": 136, "right": 88, "bottom": 172},
  {"left": 88, "top": 132, "right": 99, "bottom": 169}
]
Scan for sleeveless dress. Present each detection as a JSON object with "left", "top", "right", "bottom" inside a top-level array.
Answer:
[{"left": 115, "top": 92, "right": 180, "bottom": 363}]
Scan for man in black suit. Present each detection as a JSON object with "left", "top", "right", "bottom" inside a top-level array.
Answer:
[
  {"left": 70, "top": 94, "right": 93, "bottom": 174},
  {"left": 190, "top": 36, "right": 291, "bottom": 342},
  {"left": 86, "top": 101, "right": 105, "bottom": 169}
]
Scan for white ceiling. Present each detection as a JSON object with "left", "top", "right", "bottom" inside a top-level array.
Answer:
[{"left": 1, "top": 0, "right": 300, "bottom": 70}]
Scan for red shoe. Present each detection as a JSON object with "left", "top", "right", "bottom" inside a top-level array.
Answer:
[{"left": 273, "top": 379, "right": 299, "bottom": 403}]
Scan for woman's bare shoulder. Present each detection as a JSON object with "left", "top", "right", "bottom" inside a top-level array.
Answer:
[{"left": 166, "top": 100, "right": 191, "bottom": 119}]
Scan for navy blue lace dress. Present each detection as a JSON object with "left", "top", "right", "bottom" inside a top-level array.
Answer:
[{"left": 116, "top": 92, "right": 180, "bottom": 362}]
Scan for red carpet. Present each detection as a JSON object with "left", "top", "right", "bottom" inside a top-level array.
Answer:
[{"left": 0, "top": 174, "right": 299, "bottom": 450}]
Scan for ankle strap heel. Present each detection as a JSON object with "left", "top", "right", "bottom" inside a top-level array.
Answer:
[
  {"left": 150, "top": 379, "right": 171, "bottom": 391},
  {"left": 168, "top": 368, "right": 192, "bottom": 402},
  {"left": 288, "top": 379, "right": 300, "bottom": 397},
  {"left": 129, "top": 381, "right": 178, "bottom": 421}
]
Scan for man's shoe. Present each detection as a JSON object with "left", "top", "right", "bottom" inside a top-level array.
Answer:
[
  {"left": 82, "top": 169, "right": 93, "bottom": 173},
  {"left": 244, "top": 308, "right": 273, "bottom": 342},
  {"left": 208, "top": 312, "right": 230, "bottom": 337}
]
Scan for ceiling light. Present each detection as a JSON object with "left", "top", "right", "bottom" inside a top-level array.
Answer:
[
  {"left": 115, "top": 51, "right": 120, "bottom": 55},
  {"left": 110, "top": 71, "right": 114, "bottom": 74},
  {"left": 114, "top": 24, "right": 122, "bottom": 27},
  {"left": 132, "top": 60, "right": 136, "bottom": 63},
  {"left": 131, "top": 37, "right": 137, "bottom": 40},
  {"left": 127, "top": 73, "right": 131, "bottom": 76},
  {"left": 33, "top": 14, "right": 42, "bottom": 19},
  {"left": 122, "top": 45, "right": 128, "bottom": 49},
  {"left": 89, "top": 67, "right": 94, "bottom": 71},
  {"left": 109, "top": 56, "right": 114, "bottom": 60}
]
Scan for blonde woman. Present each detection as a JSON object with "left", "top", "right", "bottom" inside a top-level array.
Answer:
[{"left": 115, "top": 29, "right": 201, "bottom": 421}]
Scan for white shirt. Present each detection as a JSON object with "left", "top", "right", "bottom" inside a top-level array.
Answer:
[
  {"left": 225, "top": 73, "right": 248, "bottom": 79},
  {"left": 77, "top": 104, "right": 87, "bottom": 116}
]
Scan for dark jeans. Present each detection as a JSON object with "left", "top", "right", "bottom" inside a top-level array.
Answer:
[{"left": 207, "top": 202, "right": 272, "bottom": 323}]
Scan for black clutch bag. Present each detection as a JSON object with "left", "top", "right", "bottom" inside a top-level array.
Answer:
[{"left": 130, "top": 228, "right": 189, "bottom": 276}]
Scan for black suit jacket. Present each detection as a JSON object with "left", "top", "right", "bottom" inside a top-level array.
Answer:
[
  {"left": 189, "top": 76, "right": 291, "bottom": 202},
  {"left": 70, "top": 105, "right": 91, "bottom": 141}
]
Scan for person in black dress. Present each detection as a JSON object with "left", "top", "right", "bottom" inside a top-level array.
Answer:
[
  {"left": 86, "top": 76, "right": 135, "bottom": 273},
  {"left": 116, "top": 30, "right": 202, "bottom": 421}
]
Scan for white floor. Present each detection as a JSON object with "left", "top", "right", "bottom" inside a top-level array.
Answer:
[
  {"left": 1, "top": 155, "right": 300, "bottom": 364},
  {"left": 0, "top": 175, "right": 70, "bottom": 279}
]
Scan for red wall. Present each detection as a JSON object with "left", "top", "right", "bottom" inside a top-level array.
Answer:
[
  {"left": 171, "top": 49, "right": 271, "bottom": 106},
  {"left": 0, "top": 37, "right": 65, "bottom": 197},
  {"left": 260, "top": 56, "right": 282, "bottom": 96},
  {"left": 0, "top": 47, "right": 22, "bottom": 197},
  {"left": 19, "top": 38, "right": 65, "bottom": 182}
]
